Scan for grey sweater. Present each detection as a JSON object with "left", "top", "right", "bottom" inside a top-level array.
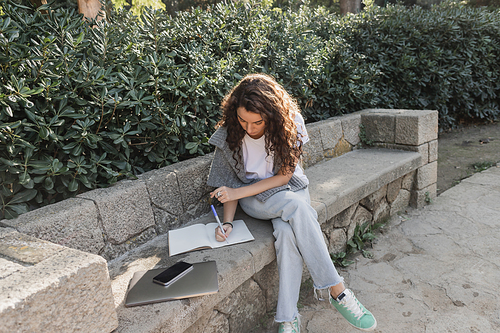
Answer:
[{"left": 207, "top": 127, "right": 308, "bottom": 202}]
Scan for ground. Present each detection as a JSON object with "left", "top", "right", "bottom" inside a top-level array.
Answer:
[
  {"left": 437, "top": 121, "right": 500, "bottom": 195},
  {"left": 250, "top": 120, "right": 500, "bottom": 333}
]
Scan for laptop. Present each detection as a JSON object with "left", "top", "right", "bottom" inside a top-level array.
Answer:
[{"left": 125, "top": 261, "right": 218, "bottom": 307}]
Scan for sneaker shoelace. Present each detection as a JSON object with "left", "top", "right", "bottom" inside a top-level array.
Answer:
[
  {"left": 281, "top": 321, "right": 297, "bottom": 333},
  {"left": 339, "top": 292, "right": 365, "bottom": 320}
]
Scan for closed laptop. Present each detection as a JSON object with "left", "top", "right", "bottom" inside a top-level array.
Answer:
[{"left": 125, "top": 261, "right": 218, "bottom": 307}]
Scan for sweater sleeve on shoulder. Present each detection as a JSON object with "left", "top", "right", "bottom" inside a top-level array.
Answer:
[{"left": 207, "top": 147, "right": 244, "bottom": 189}]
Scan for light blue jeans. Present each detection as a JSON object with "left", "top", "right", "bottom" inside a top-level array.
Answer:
[{"left": 239, "top": 187, "right": 343, "bottom": 322}]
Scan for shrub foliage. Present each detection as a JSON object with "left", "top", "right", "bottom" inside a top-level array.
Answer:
[{"left": 1, "top": 0, "right": 499, "bottom": 218}]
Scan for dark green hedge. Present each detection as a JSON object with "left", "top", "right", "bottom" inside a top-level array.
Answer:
[{"left": 1, "top": 0, "right": 499, "bottom": 218}]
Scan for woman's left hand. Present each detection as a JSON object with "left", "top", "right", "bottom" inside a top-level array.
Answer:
[{"left": 210, "top": 186, "right": 237, "bottom": 203}]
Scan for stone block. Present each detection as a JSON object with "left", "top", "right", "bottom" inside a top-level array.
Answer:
[
  {"left": 348, "top": 206, "right": 372, "bottom": 240},
  {"left": 341, "top": 113, "right": 361, "bottom": 146},
  {"left": 138, "top": 167, "right": 185, "bottom": 234},
  {"left": 327, "top": 228, "right": 347, "bottom": 254},
  {"left": 0, "top": 258, "right": 25, "bottom": 279},
  {"left": 151, "top": 207, "right": 179, "bottom": 235},
  {"left": 0, "top": 234, "right": 118, "bottom": 333},
  {"left": 416, "top": 161, "right": 438, "bottom": 190},
  {"left": 0, "top": 198, "right": 104, "bottom": 255},
  {"left": 0, "top": 232, "right": 63, "bottom": 265},
  {"left": 184, "top": 310, "right": 229, "bottom": 333},
  {"left": 410, "top": 183, "right": 437, "bottom": 208},
  {"left": 332, "top": 203, "right": 358, "bottom": 228},
  {"left": 387, "top": 178, "right": 403, "bottom": 204},
  {"left": 360, "top": 185, "right": 387, "bottom": 211},
  {"left": 217, "top": 279, "right": 266, "bottom": 333},
  {"left": 395, "top": 110, "right": 438, "bottom": 146},
  {"left": 253, "top": 261, "right": 279, "bottom": 312},
  {"left": 325, "top": 137, "right": 353, "bottom": 159},
  {"left": 99, "top": 227, "right": 157, "bottom": 261},
  {"left": 138, "top": 166, "right": 183, "bottom": 216},
  {"left": 174, "top": 154, "right": 214, "bottom": 224},
  {"left": 319, "top": 118, "right": 342, "bottom": 150},
  {"left": 78, "top": 180, "right": 155, "bottom": 245},
  {"left": 390, "top": 189, "right": 411, "bottom": 216},
  {"left": 372, "top": 199, "right": 390, "bottom": 224},
  {"left": 361, "top": 112, "right": 395, "bottom": 144},
  {"left": 428, "top": 139, "right": 438, "bottom": 163},
  {"left": 402, "top": 170, "right": 416, "bottom": 190},
  {"left": 302, "top": 125, "right": 323, "bottom": 168},
  {"left": 307, "top": 149, "right": 420, "bottom": 220},
  {"left": 0, "top": 226, "right": 15, "bottom": 235}
]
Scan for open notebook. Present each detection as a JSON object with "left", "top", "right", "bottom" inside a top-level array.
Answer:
[
  {"left": 168, "top": 219, "right": 254, "bottom": 256},
  {"left": 125, "top": 261, "right": 218, "bottom": 307}
]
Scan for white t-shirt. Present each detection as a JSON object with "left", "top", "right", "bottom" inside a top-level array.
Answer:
[{"left": 241, "top": 113, "right": 309, "bottom": 184}]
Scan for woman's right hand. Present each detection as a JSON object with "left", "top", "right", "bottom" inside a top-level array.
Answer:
[{"left": 215, "top": 223, "right": 233, "bottom": 242}]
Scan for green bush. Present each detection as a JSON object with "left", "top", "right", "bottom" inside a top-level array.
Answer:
[
  {"left": 1, "top": 0, "right": 499, "bottom": 218},
  {"left": 341, "top": 3, "right": 500, "bottom": 126}
]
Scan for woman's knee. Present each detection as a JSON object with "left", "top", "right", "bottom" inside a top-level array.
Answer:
[
  {"left": 281, "top": 197, "right": 317, "bottom": 222},
  {"left": 272, "top": 219, "right": 295, "bottom": 243}
]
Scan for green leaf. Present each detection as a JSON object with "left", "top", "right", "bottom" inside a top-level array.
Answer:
[
  {"left": 44, "top": 177, "right": 54, "bottom": 190},
  {"left": 19, "top": 172, "right": 31, "bottom": 185},
  {"left": 0, "top": 158, "right": 20, "bottom": 167},
  {"left": 185, "top": 142, "right": 197, "bottom": 150},
  {"left": 9, "top": 189, "right": 37, "bottom": 205},
  {"left": 68, "top": 179, "right": 78, "bottom": 192}
]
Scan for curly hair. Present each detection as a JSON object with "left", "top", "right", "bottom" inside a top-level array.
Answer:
[{"left": 217, "top": 73, "right": 303, "bottom": 175}]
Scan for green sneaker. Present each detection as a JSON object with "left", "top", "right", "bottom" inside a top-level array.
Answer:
[
  {"left": 278, "top": 316, "right": 300, "bottom": 333},
  {"left": 330, "top": 289, "right": 377, "bottom": 331}
]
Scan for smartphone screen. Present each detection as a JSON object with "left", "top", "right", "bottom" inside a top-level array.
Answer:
[{"left": 152, "top": 261, "right": 193, "bottom": 286}]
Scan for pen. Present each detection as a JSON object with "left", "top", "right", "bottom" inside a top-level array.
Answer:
[{"left": 211, "top": 205, "right": 229, "bottom": 243}]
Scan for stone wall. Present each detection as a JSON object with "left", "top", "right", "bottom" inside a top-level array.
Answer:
[
  {"left": 0, "top": 109, "right": 438, "bottom": 333},
  {"left": 178, "top": 109, "right": 439, "bottom": 333},
  {"left": 0, "top": 111, "right": 371, "bottom": 262}
]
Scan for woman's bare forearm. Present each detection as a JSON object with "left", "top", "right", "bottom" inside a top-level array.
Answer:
[{"left": 223, "top": 200, "right": 238, "bottom": 223}]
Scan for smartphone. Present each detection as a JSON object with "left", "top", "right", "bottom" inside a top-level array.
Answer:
[{"left": 152, "top": 261, "right": 194, "bottom": 287}]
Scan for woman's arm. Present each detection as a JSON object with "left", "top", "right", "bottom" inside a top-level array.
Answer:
[{"left": 213, "top": 200, "right": 238, "bottom": 242}]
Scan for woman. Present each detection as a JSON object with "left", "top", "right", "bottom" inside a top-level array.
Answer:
[{"left": 207, "top": 73, "right": 376, "bottom": 333}]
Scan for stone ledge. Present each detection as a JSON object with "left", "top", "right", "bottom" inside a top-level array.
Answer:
[
  {"left": 108, "top": 148, "right": 421, "bottom": 333},
  {"left": 0, "top": 109, "right": 438, "bottom": 262},
  {"left": 307, "top": 149, "right": 421, "bottom": 222},
  {"left": 0, "top": 109, "right": 438, "bottom": 333},
  {"left": 108, "top": 208, "right": 275, "bottom": 333},
  {"left": 0, "top": 229, "right": 118, "bottom": 333}
]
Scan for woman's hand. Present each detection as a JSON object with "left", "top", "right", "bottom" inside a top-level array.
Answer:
[
  {"left": 214, "top": 223, "right": 233, "bottom": 242},
  {"left": 210, "top": 186, "right": 237, "bottom": 203}
]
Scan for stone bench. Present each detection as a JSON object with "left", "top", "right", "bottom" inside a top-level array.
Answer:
[{"left": 0, "top": 109, "right": 438, "bottom": 333}]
